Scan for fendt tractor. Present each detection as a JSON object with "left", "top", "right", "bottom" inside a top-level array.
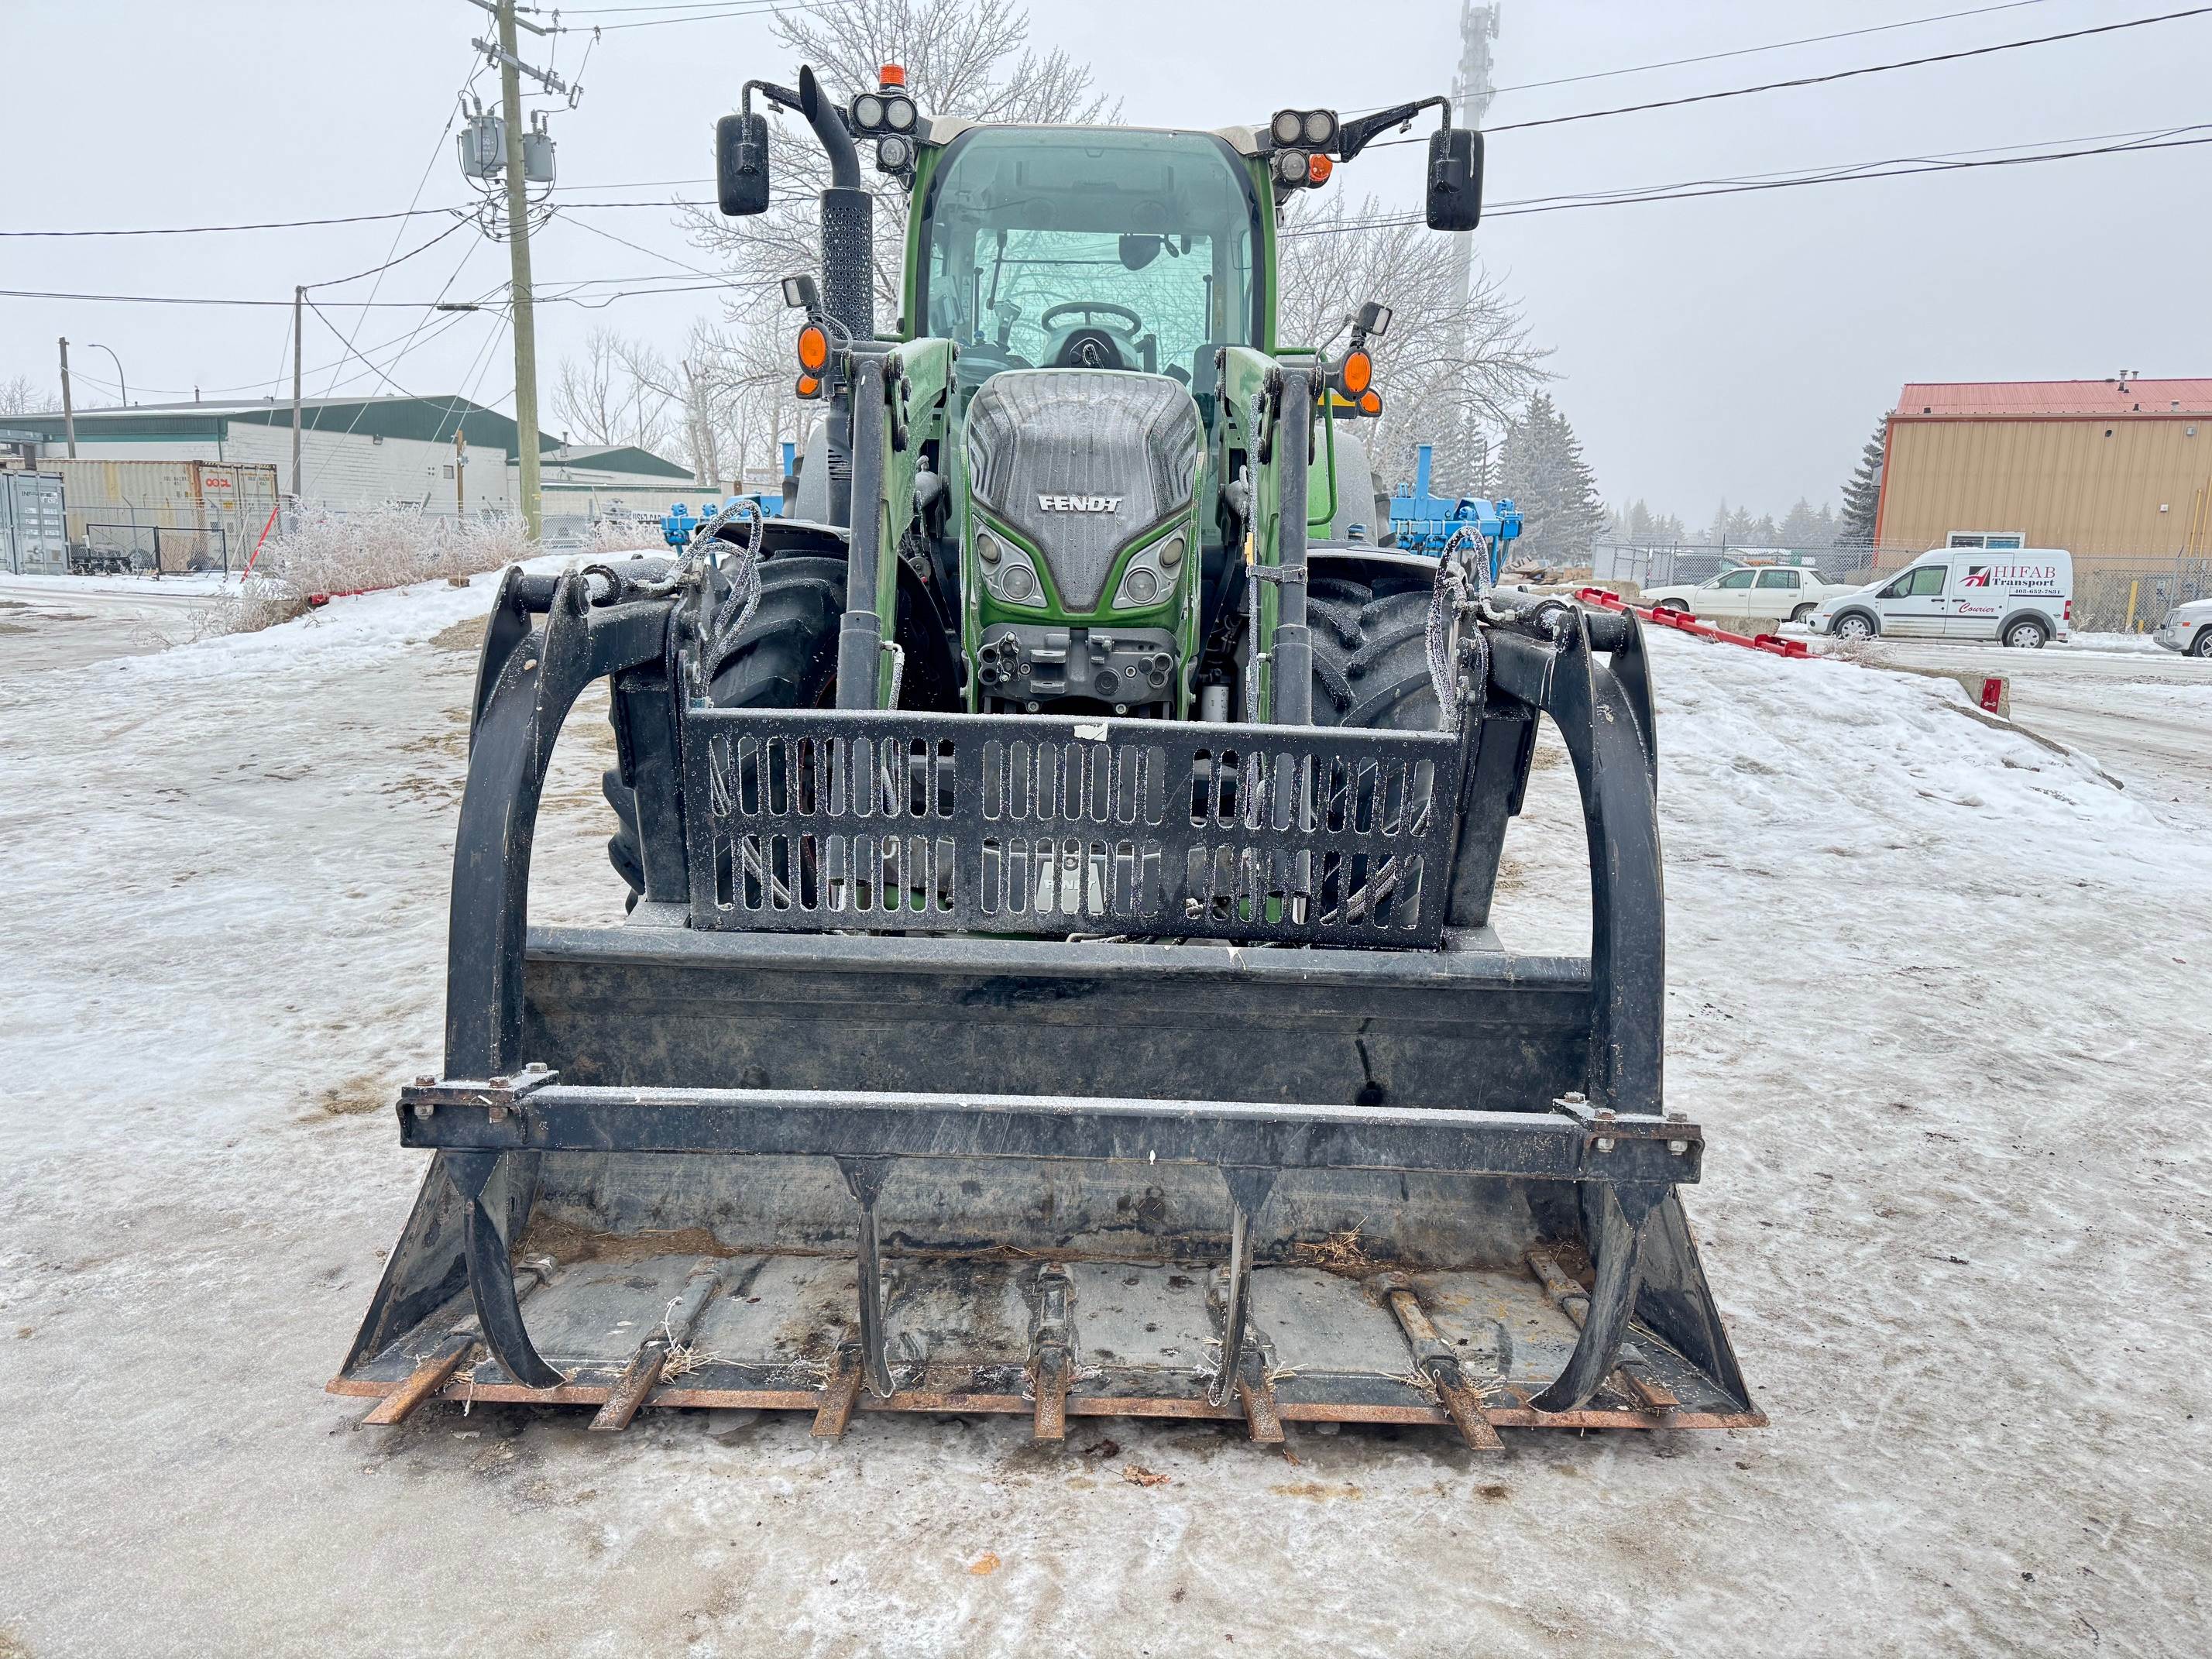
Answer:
[{"left": 333, "top": 64, "right": 1760, "bottom": 1448}]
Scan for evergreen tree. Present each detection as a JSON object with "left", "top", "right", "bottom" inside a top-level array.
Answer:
[
  {"left": 1779, "top": 498, "right": 1827, "bottom": 548},
  {"left": 1496, "top": 393, "right": 1606, "bottom": 565},
  {"left": 1837, "top": 418, "right": 1886, "bottom": 548}
]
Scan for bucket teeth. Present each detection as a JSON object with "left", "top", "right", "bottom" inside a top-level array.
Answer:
[
  {"left": 812, "top": 1352, "right": 864, "bottom": 1439},
  {"left": 1028, "top": 1262, "right": 1076, "bottom": 1441}
]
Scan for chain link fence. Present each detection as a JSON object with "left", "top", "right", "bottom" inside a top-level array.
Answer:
[{"left": 2073, "top": 558, "right": 2212, "bottom": 633}]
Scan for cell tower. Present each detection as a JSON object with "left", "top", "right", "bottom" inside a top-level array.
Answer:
[{"left": 1451, "top": 2, "right": 1500, "bottom": 310}]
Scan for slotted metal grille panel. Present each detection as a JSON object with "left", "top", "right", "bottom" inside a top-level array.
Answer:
[{"left": 683, "top": 710, "right": 1468, "bottom": 948}]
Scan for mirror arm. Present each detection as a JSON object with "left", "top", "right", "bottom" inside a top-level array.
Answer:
[{"left": 1336, "top": 94, "right": 1451, "bottom": 164}]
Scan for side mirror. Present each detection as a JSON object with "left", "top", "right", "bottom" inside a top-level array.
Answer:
[
  {"left": 1424, "top": 127, "right": 1483, "bottom": 232},
  {"left": 716, "top": 111, "right": 771, "bottom": 217}
]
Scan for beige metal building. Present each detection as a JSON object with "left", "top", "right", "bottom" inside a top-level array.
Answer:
[{"left": 1875, "top": 378, "right": 2212, "bottom": 567}]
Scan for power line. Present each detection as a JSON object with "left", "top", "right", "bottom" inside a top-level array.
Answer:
[
  {"left": 554, "top": 0, "right": 828, "bottom": 29},
  {"left": 0, "top": 208, "right": 465, "bottom": 239},
  {"left": 1479, "top": 5, "right": 2212, "bottom": 136},
  {"left": 1282, "top": 127, "right": 2212, "bottom": 236},
  {"left": 304, "top": 218, "right": 475, "bottom": 290},
  {"left": 1489, "top": 0, "right": 2060, "bottom": 95}
]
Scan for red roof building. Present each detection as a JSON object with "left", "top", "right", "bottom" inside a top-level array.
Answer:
[{"left": 1875, "top": 377, "right": 2212, "bottom": 564}]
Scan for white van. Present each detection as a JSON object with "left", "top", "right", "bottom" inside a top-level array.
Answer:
[{"left": 1807, "top": 548, "right": 2073, "bottom": 647}]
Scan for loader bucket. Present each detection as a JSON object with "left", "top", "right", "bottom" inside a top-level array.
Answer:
[{"left": 332, "top": 568, "right": 1760, "bottom": 1444}]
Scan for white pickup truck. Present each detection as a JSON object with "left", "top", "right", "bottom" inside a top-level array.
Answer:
[{"left": 1639, "top": 564, "right": 1856, "bottom": 626}]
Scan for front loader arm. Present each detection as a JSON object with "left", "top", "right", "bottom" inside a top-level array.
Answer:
[
  {"left": 1218, "top": 346, "right": 1317, "bottom": 723},
  {"left": 838, "top": 335, "right": 957, "bottom": 708}
]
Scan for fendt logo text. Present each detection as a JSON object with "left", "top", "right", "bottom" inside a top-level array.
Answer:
[{"left": 1038, "top": 494, "right": 1122, "bottom": 514}]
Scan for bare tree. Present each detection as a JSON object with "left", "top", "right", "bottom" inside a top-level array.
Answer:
[
  {"left": 0, "top": 374, "right": 51, "bottom": 417},
  {"left": 684, "top": 0, "right": 1113, "bottom": 325},
  {"left": 551, "top": 328, "right": 680, "bottom": 459},
  {"left": 674, "top": 0, "right": 1114, "bottom": 490},
  {"left": 1276, "top": 194, "right": 1548, "bottom": 499}
]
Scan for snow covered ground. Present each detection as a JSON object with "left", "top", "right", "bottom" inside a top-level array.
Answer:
[
  {"left": 2, "top": 574, "right": 2208, "bottom": 1657},
  {"left": 1863, "top": 636, "right": 2212, "bottom": 825}
]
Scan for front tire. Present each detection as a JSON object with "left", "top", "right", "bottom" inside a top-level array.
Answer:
[
  {"left": 1308, "top": 572, "right": 1442, "bottom": 731},
  {"left": 2004, "top": 618, "right": 2049, "bottom": 649},
  {"left": 2190, "top": 628, "right": 2212, "bottom": 659},
  {"left": 1832, "top": 613, "right": 1876, "bottom": 644},
  {"left": 603, "top": 555, "right": 849, "bottom": 902}
]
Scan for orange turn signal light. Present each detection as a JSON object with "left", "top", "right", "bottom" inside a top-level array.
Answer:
[
  {"left": 795, "top": 373, "right": 823, "bottom": 400},
  {"left": 1306, "top": 153, "right": 1333, "bottom": 186},
  {"left": 1358, "top": 388, "right": 1382, "bottom": 416},
  {"left": 1339, "top": 348, "right": 1372, "bottom": 397},
  {"left": 796, "top": 323, "right": 830, "bottom": 373}
]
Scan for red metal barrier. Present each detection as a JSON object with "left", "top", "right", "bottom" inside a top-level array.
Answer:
[{"left": 1577, "top": 588, "right": 1810, "bottom": 660}]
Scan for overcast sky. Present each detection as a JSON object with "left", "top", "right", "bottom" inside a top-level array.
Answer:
[{"left": 5, "top": 0, "right": 2205, "bottom": 523}]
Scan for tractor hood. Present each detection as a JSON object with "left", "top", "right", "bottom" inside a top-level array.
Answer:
[{"left": 964, "top": 369, "right": 1200, "bottom": 613}]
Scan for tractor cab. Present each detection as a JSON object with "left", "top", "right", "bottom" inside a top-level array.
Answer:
[{"left": 916, "top": 125, "right": 1261, "bottom": 408}]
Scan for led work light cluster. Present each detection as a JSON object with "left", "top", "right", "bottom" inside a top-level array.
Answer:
[
  {"left": 1267, "top": 107, "right": 1339, "bottom": 188},
  {"left": 850, "top": 66, "right": 919, "bottom": 177}
]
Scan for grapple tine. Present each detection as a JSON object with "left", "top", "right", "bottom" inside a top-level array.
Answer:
[
  {"left": 1528, "top": 1184, "right": 1662, "bottom": 1413},
  {"left": 1208, "top": 1167, "right": 1278, "bottom": 1409},
  {"left": 836, "top": 1157, "right": 898, "bottom": 1400},
  {"left": 361, "top": 1253, "right": 556, "bottom": 1426},
  {"left": 444, "top": 1150, "right": 565, "bottom": 1391}
]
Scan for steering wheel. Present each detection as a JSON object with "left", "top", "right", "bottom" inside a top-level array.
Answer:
[{"left": 1040, "top": 301, "right": 1146, "bottom": 333}]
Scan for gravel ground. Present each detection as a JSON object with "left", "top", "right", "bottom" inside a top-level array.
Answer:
[{"left": 2, "top": 575, "right": 2206, "bottom": 1657}]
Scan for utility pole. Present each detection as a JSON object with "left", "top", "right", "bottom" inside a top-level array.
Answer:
[
  {"left": 497, "top": 0, "right": 542, "bottom": 540},
  {"left": 455, "top": 428, "right": 468, "bottom": 520},
  {"left": 57, "top": 338, "right": 77, "bottom": 458},
  {"left": 291, "top": 286, "right": 305, "bottom": 502}
]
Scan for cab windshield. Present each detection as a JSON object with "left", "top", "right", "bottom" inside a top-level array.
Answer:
[{"left": 916, "top": 128, "right": 1261, "bottom": 387}]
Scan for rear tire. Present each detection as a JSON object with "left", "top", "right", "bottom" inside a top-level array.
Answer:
[
  {"left": 1308, "top": 572, "right": 1442, "bottom": 731},
  {"left": 2004, "top": 618, "right": 2049, "bottom": 649},
  {"left": 604, "top": 555, "right": 848, "bottom": 902},
  {"left": 1790, "top": 603, "right": 1815, "bottom": 623}
]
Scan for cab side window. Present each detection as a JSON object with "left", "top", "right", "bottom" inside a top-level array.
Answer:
[{"left": 1907, "top": 566, "right": 1947, "bottom": 597}]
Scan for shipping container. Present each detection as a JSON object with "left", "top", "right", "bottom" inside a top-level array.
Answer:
[
  {"left": 45, "top": 459, "right": 281, "bottom": 572},
  {"left": 1, "top": 471, "right": 69, "bottom": 575}
]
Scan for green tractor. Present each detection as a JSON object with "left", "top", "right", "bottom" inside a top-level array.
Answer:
[{"left": 333, "top": 65, "right": 1760, "bottom": 1448}]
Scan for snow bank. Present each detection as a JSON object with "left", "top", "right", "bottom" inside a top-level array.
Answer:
[{"left": 2064, "top": 630, "right": 2173, "bottom": 655}]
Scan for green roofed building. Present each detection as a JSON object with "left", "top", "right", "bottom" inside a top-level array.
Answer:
[{"left": 7, "top": 394, "right": 695, "bottom": 546}]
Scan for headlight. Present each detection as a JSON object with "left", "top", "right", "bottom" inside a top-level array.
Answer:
[
  {"left": 978, "top": 532, "right": 1047, "bottom": 610},
  {"left": 1111, "top": 535, "right": 1179, "bottom": 610},
  {"left": 884, "top": 94, "right": 917, "bottom": 132},
  {"left": 852, "top": 93, "right": 885, "bottom": 131}
]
